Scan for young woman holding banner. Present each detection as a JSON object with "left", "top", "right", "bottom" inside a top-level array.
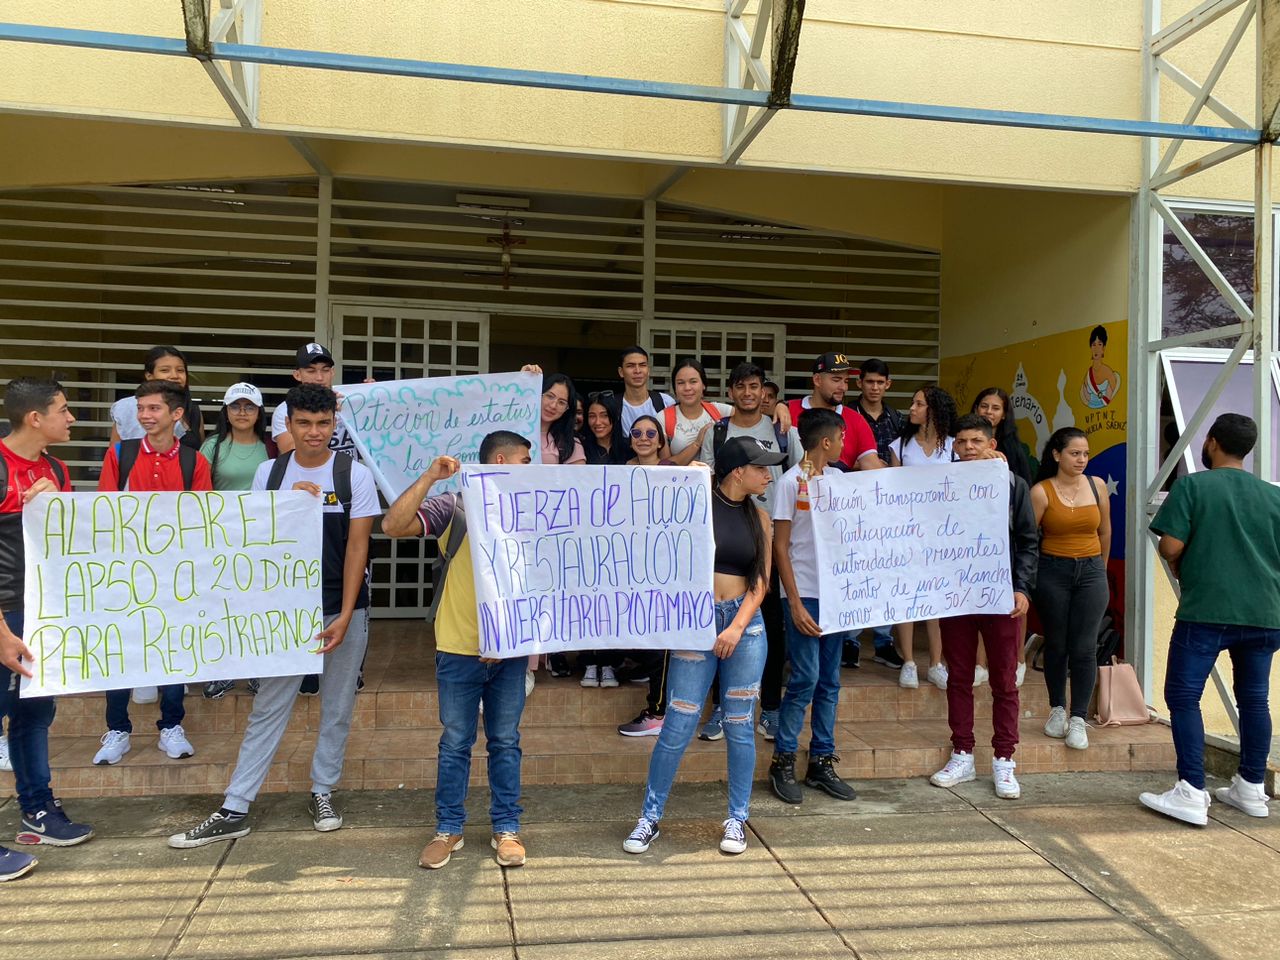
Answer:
[{"left": 623, "top": 437, "right": 782, "bottom": 856}]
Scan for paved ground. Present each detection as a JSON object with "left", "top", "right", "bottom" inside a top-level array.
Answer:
[{"left": 1, "top": 771, "right": 1275, "bottom": 960}]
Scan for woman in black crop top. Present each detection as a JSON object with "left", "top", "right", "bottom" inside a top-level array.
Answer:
[{"left": 623, "top": 437, "right": 786, "bottom": 858}]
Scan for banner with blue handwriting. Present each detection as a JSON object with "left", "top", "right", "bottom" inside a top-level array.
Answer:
[
  {"left": 338, "top": 372, "right": 542, "bottom": 502},
  {"left": 21, "top": 491, "right": 324, "bottom": 696},
  {"left": 460, "top": 464, "right": 717, "bottom": 658},
  {"left": 811, "top": 459, "right": 1012, "bottom": 634}
]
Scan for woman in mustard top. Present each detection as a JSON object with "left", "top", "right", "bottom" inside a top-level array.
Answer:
[{"left": 1030, "top": 427, "right": 1111, "bottom": 752}]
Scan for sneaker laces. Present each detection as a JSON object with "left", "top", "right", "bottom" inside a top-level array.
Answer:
[
  {"left": 628, "top": 819, "right": 656, "bottom": 843},
  {"left": 942, "top": 755, "right": 971, "bottom": 777},
  {"left": 312, "top": 793, "right": 337, "bottom": 820},
  {"left": 163, "top": 724, "right": 187, "bottom": 741},
  {"left": 494, "top": 830, "right": 520, "bottom": 844},
  {"left": 994, "top": 761, "right": 1017, "bottom": 785},
  {"left": 772, "top": 753, "right": 798, "bottom": 783},
  {"left": 430, "top": 831, "right": 455, "bottom": 844},
  {"left": 190, "top": 811, "right": 229, "bottom": 837},
  {"left": 100, "top": 729, "right": 128, "bottom": 746},
  {"left": 722, "top": 818, "right": 745, "bottom": 843},
  {"left": 812, "top": 753, "right": 842, "bottom": 770}
]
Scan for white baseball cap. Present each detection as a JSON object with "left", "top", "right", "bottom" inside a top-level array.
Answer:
[{"left": 222, "top": 382, "right": 264, "bottom": 407}]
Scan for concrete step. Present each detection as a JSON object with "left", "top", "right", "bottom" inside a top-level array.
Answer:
[{"left": 18, "top": 716, "right": 1175, "bottom": 801}]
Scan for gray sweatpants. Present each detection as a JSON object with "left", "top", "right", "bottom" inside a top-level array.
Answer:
[{"left": 223, "top": 611, "right": 370, "bottom": 814}]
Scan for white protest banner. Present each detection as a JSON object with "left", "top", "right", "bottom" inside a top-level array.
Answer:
[
  {"left": 337, "top": 371, "right": 542, "bottom": 501},
  {"left": 21, "top": 491, "right": 324, "bottom": 696},
  {"left": 811, "top": 459, "right": 1012, "bottom": 635},
  {"left": 460, "top": 464, "right": 717, "bottom": 658}
]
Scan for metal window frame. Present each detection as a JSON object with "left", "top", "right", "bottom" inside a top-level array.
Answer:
[{"left": 1129, "top": 0, "right": 1277, "bottom": 740}]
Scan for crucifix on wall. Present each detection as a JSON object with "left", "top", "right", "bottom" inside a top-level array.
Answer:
[{"left": 486, "top": 220, "right": 527, "bottom": 290}]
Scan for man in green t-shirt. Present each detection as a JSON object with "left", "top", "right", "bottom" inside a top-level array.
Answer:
[{"left": 1141, "top": 413, "right": 1280, "bottom": 826}]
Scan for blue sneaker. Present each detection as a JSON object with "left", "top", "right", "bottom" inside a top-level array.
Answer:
[
  {"left": 698, "top": 707, "right": 724, "bottom": 742},
  {"left": 17, "top": 801, "right": 94, "bottom": 847},
  {"left": 756, "top": 710, "right": 779, "bottom": 741},
  {"left": 0, "top": 846, "right": 37, "bottom": 881}
]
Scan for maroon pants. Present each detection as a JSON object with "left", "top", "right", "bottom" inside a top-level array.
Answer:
[{"left": 940, "top": 613, "right": 1021, "bottom": 758}]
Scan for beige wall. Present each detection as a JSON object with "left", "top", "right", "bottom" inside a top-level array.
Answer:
[{"left": 0, "top": 0, "right": 1267, "bottom": 199}]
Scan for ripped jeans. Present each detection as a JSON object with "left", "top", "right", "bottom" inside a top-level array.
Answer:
[{"left": 640, "top": 596, "right": 767, "bottom": 824}]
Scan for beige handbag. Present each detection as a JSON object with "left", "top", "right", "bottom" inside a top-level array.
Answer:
[{"left": 1095, "top": 657, "right": 1151, "bottom": 726}]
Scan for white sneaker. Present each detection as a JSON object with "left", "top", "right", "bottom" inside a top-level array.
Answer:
[
  {"left": 1140, "top": 780, "right": 1210, "bottom": 826},
  {"left": 158, "top": 725, "right": 195, "bottom": 759},
  {"left": 1015, "top": 662, "right": 1026, "bottom": 688},
  {"left": 580, "top": 665, "right": 599, "bottom": 688},
  {"left": 525, "top": 671, "right": 535, "bottom": 697},
  {"left": 1043, "top": 706, "right": 1067, "bottom": 739},
  {"left": 993, "top": 757, "right": 1020, "bottom": 799},
  {"left": 1215, "top": 774, "right": 1271, "bottom": 818},
  {"left": 972, "top": 665, "right": 989, "bottom": 687},
  {"left": 929, "top": 751, "right": 975, "bottom": 788},
  {"left": 132, "top": 686, "right": 158, "bottom": 704},
  {"left": 927, "top": 663, "right": 948, "bottom": 690},
  {"left": 1065, "top": 716, "right": 1088, "bottom": 750},
  {"left": 600, "top": 666, "right": 619, "bottom": 688},
  {"left": 94, "top": 730, "right": 131, "bottom": 765},
  {"left": 899, "top": 661, "right": 919, "bottom": 689},
  {"left": 0, "top": 735, "right": 10, "bottom": 773}
]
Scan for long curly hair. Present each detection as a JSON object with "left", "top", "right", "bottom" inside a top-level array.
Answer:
[{"left": 901, "top": 385, "right": 957, "bottom": 445}]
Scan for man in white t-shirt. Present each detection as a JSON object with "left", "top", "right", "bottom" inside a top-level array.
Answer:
[
  {"left": 272, "top": 342, "right": 359, "bottom": 458},
  {"left": 769, "top": 407, "right": 859, "bottom": 806},
  {"left": 699, "top": 362, "right": 799, "bottom": 515},
  {"left": 168, "top": 383, "right": 380, "bottom": 849},
  {"left": 617, "top": 345, "right": 675, "bottom": 433}
]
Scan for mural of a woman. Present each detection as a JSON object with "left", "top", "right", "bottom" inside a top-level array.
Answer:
[{"left": 1081, "top": 324, "right": 1121, "bottom": 409}]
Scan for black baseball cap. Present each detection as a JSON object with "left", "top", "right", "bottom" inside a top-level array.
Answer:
[
  {"left": 813, "top": 352, "right": 853, "bottom": 374},
  {"left": 296, "top": 342, "right": 335, "bottom": 368},
  {"left": 715, "top": 436, "right": 788, "bottom": 476}
]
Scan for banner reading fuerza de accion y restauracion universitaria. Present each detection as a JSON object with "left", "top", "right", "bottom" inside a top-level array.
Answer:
[
  {"left": 460, "top": 464, "right": 717, "bottom": 658},
  {"left": 21, "top": 491, "right": 325, "bottom": 696}
]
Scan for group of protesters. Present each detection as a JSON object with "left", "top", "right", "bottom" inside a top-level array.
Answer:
[{"left": 0, "top": 338, "right": 1274, "bottom": 881}]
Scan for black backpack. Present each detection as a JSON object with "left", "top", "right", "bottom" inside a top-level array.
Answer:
[
  {"left": 711, "top": 417, "right": 789, "bottom": 458},
  {"left": 117, "top": 439, "right": 197, "bottom": 491},
  {"left": 0, "top": 453, "right": 67, "bottom": 499},
  {"left": 265, "top": 451, "right": 353, "bottom": 537},
  {"left": 430, "top": 494, "right": 470, "bottom": 598}
]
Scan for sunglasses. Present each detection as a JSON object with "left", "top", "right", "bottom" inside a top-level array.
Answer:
[
  {"left": 588, "top": 390, "right": 616, "bottom": 402},
  {"left": 630, "top": 428, "right": 658, "bottom": 440}
]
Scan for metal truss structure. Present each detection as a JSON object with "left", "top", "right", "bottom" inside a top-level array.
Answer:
[
  {"left": 1129, "top": 0, "right": 1278, "bottom": 738},
  {"left": 2, "top": 1, "right": 1280, "bottom": 744}
]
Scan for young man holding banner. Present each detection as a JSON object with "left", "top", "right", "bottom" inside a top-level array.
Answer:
[
  {"left": 928, "top": 415, "right": 1038, "bottom": 800},
  {"left": 0, "top": 378, "right": 94, "bottom": 878},
  {"left": 95, "top": 380, "right": 212, "bottom": 766},
  {"left": 768, "top": 408, "right": 860, "bottom": 805},
  {"left": 382, "top": 431, "right": 534, "bottom": 870},
  {"left": 169, "top": 384, "right": 378, "bottom": 848}
]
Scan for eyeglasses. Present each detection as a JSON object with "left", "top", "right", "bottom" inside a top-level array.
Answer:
[
  {"left": 542, "top": 392, "right": 569, "bottom": 410},
  {"left": 630, "top": 428, "right": 658, "bottom": 440},
  {"left": 227, "top": 402, "right": 257, "bottom": 413}
]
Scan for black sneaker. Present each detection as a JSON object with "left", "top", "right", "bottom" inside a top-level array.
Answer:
[
  {"left": 308, "top": 792, "right": 343, "bottom": 832},
  {"left": 167, "top": 811, "right": 250, "bottom": 849},
  {"left": 769, "top": 752, "right": 803, "bottom": 805},
  {"left": 247, "top": 679, "right": 260, "bottom": 695},
  {"left": 548, "top": 654, "right": 573, "bottom": 678},
  {"left": 299, "top": 674, "right": 320, "bottom": 696},
  {"left": 841, "top": 641, "right": 861, "bottom": 669},
  {"left": 203, "top": 679, "right": 236, "bottom": 700},
  {"left": 805, "top": 754, "right": 858, "bottom": 801},
  {"left": 355, "top": 671, "right": 365, "bottom": 693},
  {"left": 872, "top": 646, "right": 905, "bottom": 669}
]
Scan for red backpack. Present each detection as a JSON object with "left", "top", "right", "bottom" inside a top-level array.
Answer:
[{"left": 664, "top": 402, "right": 721, "bottom": 439}]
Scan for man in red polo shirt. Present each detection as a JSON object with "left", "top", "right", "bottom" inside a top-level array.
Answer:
[
  {"left": 94, "top": 380, "right": 212, "bottom": 766},
  {"left": 0, "top": 378, "right": 95, "bottom": 878},
  {"left": 781, "top": 353, "right": 884, "bottom": 472}
]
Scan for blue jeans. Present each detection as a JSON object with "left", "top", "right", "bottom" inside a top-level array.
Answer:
[
  {"left": 641, "top": 596, "right": 767, "bottom": 824},
  {"left": 435, "top": 652, "right": 527, "bottom": 834},
  {"left": 1, "top": 611, "right": 56, "bottom": 812},
  {"left": 777, "top": 598, "right": 847, "bottom": 756},
  {"left": 104, "top": 684, "right": 185, "bottom": 733},
  {"left": 1165, "top": 620, "right": 1280, "bottom": 789},
  {"left": 867, "top": 624, "right": 894, "bottom": 651}
]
